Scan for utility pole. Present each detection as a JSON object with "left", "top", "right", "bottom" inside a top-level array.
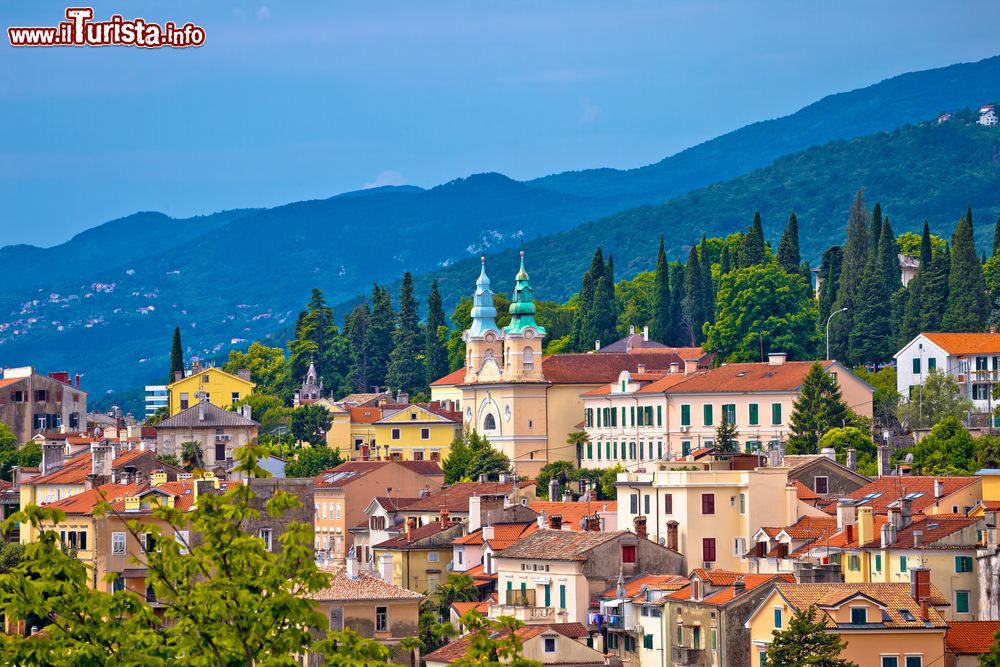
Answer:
[{"left": 825, "top": 308, "right": 848, "bottom": 360}]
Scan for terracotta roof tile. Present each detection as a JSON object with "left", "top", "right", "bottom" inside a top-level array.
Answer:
[
  {"left": 424, "top": 623, "right": 590, "bottom": 664},
  {"left": 45, "top": 482, "right": 140, "bottom": 514},
  {"left": 837, "top": 476, "right": 980, "bottom": 514},
  {"left": 700, "top": 574, "right": 796, "bottom": 605},
  {"left": 946, "top": 621, "right": 1000, "bottom": 654},
  {"left": 661, "top": 361, "right": 841, "bottom": 394},
  {"left": 404, "top": 481, "right": 532, "bottom": 513},
  {"left": 348, "top": 407, "right": 383, "bottom": 423},
  {"left": 309, "top": 567, "right": 423, "bottom": 602},
  {"left": 600, "top": 574, "right": 689, "bottom": 599},
  {"left": 492, "top": 529, "right": 624, "bottom": 560},
  {"left": 314, "top": 461, "right": 442, "bottom": 488},
  {"left": 922, "top": 332, "right": 1000, "bottom": 355},
  {"left": 453, "top": 522, "right": 539, "bottom": 549},
  {"left": 530, "top": 500, "right": 617, "bottom": 531},
  {"left": 374, "top": 520, "right": 463, "bottom": 549},
  {"left": 773, "top": 582, "right": 948, "bottom": 629},
  {"left": 792, "top": 480, "right": 820, "bottom": 501}
]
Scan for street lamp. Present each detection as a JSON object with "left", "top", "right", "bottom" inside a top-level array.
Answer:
[{"left": 825, "top": 308, "right": 848, "bottom": 361}]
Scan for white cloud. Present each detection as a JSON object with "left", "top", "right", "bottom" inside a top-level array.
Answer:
[
  {"left": 362, "top": 170, "right": 408, "bottom": 189},
  {"left": 256, "top": 6, "right": 271, "bottom": 19},
  {"left": 580, "top": 96, "right": 601, "bottom": 124}
]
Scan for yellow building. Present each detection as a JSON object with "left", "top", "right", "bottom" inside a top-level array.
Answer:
[
  {"left": 316, "top": 399, "right": 352, "bottom": 451},
  {"left": 372, "top": 404, "right": 460, "bottom": 462},
  {"left": 746, "top": 578, "right": 948, "bottom": 667},
  {"left": 167, "top": 366, "right": 254, "bottom": 416},
  {"left": 372, "top": 515, "right": 465, "bottom": 593}
]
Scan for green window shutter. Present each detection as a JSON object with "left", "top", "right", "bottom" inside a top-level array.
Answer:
[
  {"left": 544, "top": 584, "right": 551, "bottom": 607},
  {"left": 559, "top": 584, "right": 566, "bottom": 609},
  {"left": 681, "top": 405, "right": 690, "bottom": 426},
  {"left": 643, "top": 635, "right": 653, "bottom": 650},
  {"left": 657, "top": 442, "right": 662, "bottom": 459},
  {"left": 631, "top": 406, "right": 636, "bottom": 426},
  {"left": 899, "top": 555, "right": 907, "bottom": 572},
  {"left": 929, "top": 357, "right": 937, "bottom": 370},
  {"left": 606, "top": 442, "right": 611, "bottom": 459},
  {"left": 597, "top": 442, "right": 601, "bottom": 460},
  {"left": 587, "top": 443, "right": 593, "bottom": 459},
  {"left": 657, "top": 405, "right": 662, "bottom": 426},
  {"left": 771, "top": 403, "right": 782, "bottom": 425},
  {"left": 875, "top": 554, "right": 881, "bottom": 571},
  {"left": 956, "top": 590, "right": 970, "bottom": 613},
  {"left": 703, "top": 404, "right": 713, "bottom": 426},
  {"left": 507, "top": 580, "right": 512, "bottom": 590},
  {"left": 646, "top": 406, "right": 653, "bottom": 425},
  {"left": 597, "top": 409, "right": 602, "bottom": 427},
  {"left": 749, "top": 403, "right": 759, "bottom": 426},
  {"left": 912, "top": 358, "right": 921, "bottom": 373}
]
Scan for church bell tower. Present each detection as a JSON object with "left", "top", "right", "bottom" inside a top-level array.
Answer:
[{"left": 463, "top": 257, "right": 504, "bottom": 383}]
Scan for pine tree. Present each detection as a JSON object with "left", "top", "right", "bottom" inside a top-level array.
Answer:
[
  {"left": 919, "top": 220, "right": 933, "bottom": 268},
  {"left": 879, "top": 217, "right": 901, "bottom": 293},
  {"left": 364, "top": 284, "right": 396, "bottom": 390},
  {"left": 289, "top": 288, "right": 339, "bottom": 387},
  {"left": 719, "top": 245, "right": 731, "bottom": 276},
  {"left": 993, "top": 215, "right": 1000, "bottom": 258},
  {"left": 169, "top": 326, "right": 184, "bottom": 383},
  {"left": 668, "top": 262, "right": 685, "bottom": 346},
  {"left": 739, "top": 212, "right": 767, "bottom": 268},
  {"left": 869, "top": 202, "right": 883, "bottom": 259},
  {"left": 682, "top": 246, "right": 705, "bottom": 345},
  {"left": 386, "top": 273, "right": 425, "bottom": 396},
  {"left": 571, "top": 248, "right": 606, "bottom": 351},
  {"left": 700, "top": 238, "right": 715, "bottom": 326},
  {"left": 942, "top": 211, "right": 989, "bottom": 331},
  {"left": 651, "top": 238, "right": 672, "bottom": 343},
  {"left": 345, "top": 302, "right": 371, "bottom": 392},
  {"left": 817, "top": 246, "right": 843, "bottom": 325},
  {"left": 715, "top": 413, "right": 739, "bottom": 453},
  {"left": 590, "top": 270, "right": 619, "bottom": 349},
  {"left": 776, "top": 211, "right": 801, "bottom": 274},
  {"left": 424, "top": 280, "right": 449, "bottom": 388},
  {"left": 828, "top": 190, "right": 869, "bottom": 362},
  {"left": 766, "top": 606, "right": 858, "bottom": 667},
  {"left": 788, "top": 362, "right": 850, "bottom": 454},
  {"left": 919, "top": 248, "right": 950, "bottom": 332},
  {"left": 849, "top": 220, "right": 896, "bottom": 365}
]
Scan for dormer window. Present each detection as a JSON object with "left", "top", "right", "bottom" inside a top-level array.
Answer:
[
  {"left": 691, "top": 580, "right": 701, "bottom": 601},
  {"left": 850, "top": 607, "right": 867, "bottom": 624}
]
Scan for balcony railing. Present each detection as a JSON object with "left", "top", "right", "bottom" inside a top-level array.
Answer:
[
  {"left": 488, "top": 604, "right": 555, "bottom": 623},
  {"left": 671, "top": 646, "right": 706, "bottom": 666}
]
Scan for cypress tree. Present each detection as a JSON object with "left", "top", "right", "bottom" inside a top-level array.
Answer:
[
  {"left": 719, "top": 245, "right": 731, "bottom": 276},
  {"left": 828, "top": 190, "right": 870, "bottom": 362},
  {"left": 869, "top": 202, "right": 883, "bottom": 258},
  {"left": 651, "top": 238, "right": 672, "bottom": 343},
  {"left": 590, "top": 272, "right": 619, "bottom": 349},
  {"left": 682, "top": 246, "right": 705, "bottom": 345},
  {"left": 776, "top": 211, "right": 801, "bottom": 274},
  {"left": 668, "top": 262, "right": 685, "bottom": 346},
  {"left": 169, "top": 327, "right": 184, "bottom": 383},
  {"left": 424, "top": 280, "right": 449, "bottom": 388},
  {"left": 942, "top": 212, "right": 990, "bottom": 331},
  {"left": 920, "top": 247, "right": 950, "bottom": 332},
  {"left": 700, "top": 237, "right": 715, "bottom": 326},
  {"left": 386, "top": 272, "right": 425, "bottom": 396},
  {"left": 850, "top": 219, "right": 896, "bottom": 364},
  {"left": 817, "top": 246, "right": 843, "bottom": 325},
  {"left": 606, "top": 254, "right": 615, "bottom": 285},
  {"left": 289, "top": 288, "right": 338, "bottom": 385},
  {"left": 993, "top": 215, "right": 1000, "bottom": 258},
  {"left": 739, "top": 212, "right": 767, "bottom": 268},
  {"left": 571, "top": 248, "right": 606, "bottom": 351},
  {"left": 879, "top": 217, "right": 901, "bottom": 295},
  {"left": 919, "top": 220, "right": 933, "bottom": 268},
  {"left": 345, "top": 301, "right": 371, "bottom": 393},
  {"left": 364, "top": 284, "right": 395, "bottom": 390}
]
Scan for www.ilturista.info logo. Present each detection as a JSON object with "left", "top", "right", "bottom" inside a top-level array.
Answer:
[{"left": 8, "top": 8, "right": 205, "bottom": 48}]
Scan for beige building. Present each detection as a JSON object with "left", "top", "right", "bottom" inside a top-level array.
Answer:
[
  {"left": 154, "top": 401, "right": 258, "bottom": 475},
  {"left": 430, "top": 255, "right": 710, "bottom": 477},
  {"left": 0, "top": 366, "right": 87, "bottom": 445},
  {"left": 581, "top": 356, "right": 874, "bottom": 468}
]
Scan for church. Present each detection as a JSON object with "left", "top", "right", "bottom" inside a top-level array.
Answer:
[{"left": 430, "top": 252, "right": 712, "bottom": 477}]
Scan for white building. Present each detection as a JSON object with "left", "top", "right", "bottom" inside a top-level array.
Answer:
[
  {"left": 894, "top": 332, "right": 1000, "bottom": 416},
  {"left": 979, "top": 106, "right": 998, "bottom": 126},
  {"left": 144, "top": 384, "right": 168, "bottom": 418}
]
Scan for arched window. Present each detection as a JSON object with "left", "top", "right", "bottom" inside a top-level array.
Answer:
[
  {"left": 484, "top": 413, "right": 497, "bottom": 431},
  {"left": 523, "top": 346, "right": 534, "bottom": 370}
]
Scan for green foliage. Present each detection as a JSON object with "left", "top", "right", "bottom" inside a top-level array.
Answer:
[
  {"left": 224, "top": 342, "right": 290, "bottom": 399},
  {"left": 818, "top": 427, "right": 876, "bottom": 472},
  {"left": 387, "top": 272, "right": 426, "bottom": 396},
  {"left": 943, "top": 209, "right": 990, "bottom": 331},
  {"left": 284, "top": 445, "right": 344, "bottom": 478},
  {"left": 450, "top": 612, "right": 542, "bottom": 667},
  {"left": 180, "top": 440, "right": 205, "bottom": 472},
  {"left": 344, "top": 301, "right": 371, "bottom": 393},
  {"left": 788, "top": 363, "right": 853, "bottom": 454},
  {"left": 0, "top": 423, "right": 17, "bottom": 451},
  {"left": 537, "top": 461, "right": 578, "bottom": 500},
  {"left": 897, "top": 230, "right": 946, "bottom": 258},
  {"left": 898, "top": 369, "right": 973, "bottom": 430},
  {"left": 571, "top": 248, "right": 618, "bottom": 351},
  {"left": 169, "top": 326, "right": 184, "bottom": 384},
  {"left": 776, "top": 211, "right": 801, "bottom": 274},
  {"left": 818, "top": 246, "right": 843, "bottom": 327},
  {"left": 425, "top": 280, "right": 450, "bottom": 388},
  {"left": 366, "top": 284, "right": 396, "bottom": 389},
  {"left": 908, "top": 416, "right": 977, "bottom": 475},
  {"left": 144, "top": 405, "right": 169, "bottom": 427},
  {"left": 828, "top": 190, "right": 870, "bottom": 362},
  {"left": 682, "top": 245, "right": 707, "bottom": 345},
  {"left": 704, "top": 264, "right": 819, "bottom": 362},
  {"left": 738, "top": 211, "right": 768, "bottom": 268},
  {"left": 0, "top": 444, "right": 390, "bottom": 665},
  {"left": 766, "top": 605, "right": 858, "bottom": 667},
  {"left": 233, "top": 392, "right": 288, "bottom": 436},
  {"left": 289, "top": 404, "right": 333, "bottom": 446},
  {"left": 650, "top": 237, "right": 672, "bottom": 343},
  {"left": 715, "top": 413, "right": 739, "bottom": 453},
  {"left": 443, "top": 428, "right": 511, "bottom": 484},
  {"left": 978, "top": 626, "right": 1000, "bottom": 667},
  {"left": 615, "top": 270, "right": 655, "bottom": 338},
  {"left": 157, "top": 453, "right": 180, "bottom": 468},
  {"left": 849, "top": 218, "right": 897, "bottom": 364},
  {"left": 17, "top": 441, "right": 41, "bottom": 470},
  {"left": 852, "top": 367, "right": 900, "bottom": 431}
]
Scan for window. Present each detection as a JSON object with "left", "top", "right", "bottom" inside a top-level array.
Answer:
[
  {"left": 559, "top": 584, "right": 566, "bottom": 609},
  {"left": 643, "top": 634, "right": 653, "bottom": 650},
  {"left": 739, "top": 493, "right": 746, "bottom": 514},
  {"left": 701, "top": 493, "right": 715, "bottom": 515},
  {"left": 375, "top": 606, "right": 388, "bottom": 632},
  {"left": 391, "top": 428, "right": 401, "bottom": 440},
  {"left": 905, "top": 658, "right": 922, "bottom": 667},
  {"left": 420, "top": 428, "right": 430, "bottom": 440},
  {"left": 912, "top": 358, "right": 921, "bottom": 374},
  {"left": 848, "top": 555, "right": 860, "bottom": 571},
  {"left": 682, "top": 441, "right": 691, "bottom": 456},
  {"left": 899, "top": 555, "right": 908, "bottom": 572},
  {"left": 882, "top": 659, "right": 899, "bottom": 667},
  {"left": 410, "top": 412, "right": 417, "bottom": 420},
  {"left": 677, "top": 626, "right": 683, "bottom": 646},
  {"left": 928, "top": 357, "right": 937, "bottom": 371},
  {"left": 78, "top": 531, "right": 87, "bottom": 550},
  {"left": 680, "top": 404, "right": 691, "bottom": 426},
  {"left": 260, "top": 529, "right": 273, "bottom": 551},
  {"left": 956, "top": 590, "right": 970, "bottom": 614},
  {"left": 586, "top": 408, "right": 593, "bottom": 427},
  {"left": 771, "top": 403, "right": 782, "bottom": 425},
  {"left": 703, "top": 404, "right": 714, "bottom": 426},
  {"left": 692, "top": 626, "right": 701, "bottom": 649},
  {"left": 850, "top": 607, "right": 867, "bottom": 624},
  {"left": 543, "top": 637, "right": 556, "bottom": 653},
  {"left": 140, "top": 533, "right": 157, "bottom": 554},
  {"left": 813, "top": 476, "right": 829, "bottom": 495},
  {"left": 484, "top": 414, "right": 496, "bottom": 431},
  {"left": 12, "top": 391, "right": 25, "bottom": 403},
  {"left": 643, "top": 494, "right": 650, "bottom": 514},
  {"left": 413, "top": 451, "right": 424, "bottom": 460},
  {"left": 664, "top": 493, "right": 673, "bottom": 514},
  {"left": 723, "top": 403, "right": 736, "bottom": 424},
  {"left": 622, "top": 545, "right": 637, "bottom": 564},
  {"left": 587, "top": 443, "right": 593, "bottom": 459},
  {"left": 657, "top": 405, "right": 662, "bottom": 427},
  {"left": 978, "top": 356, "right": 989, "bottom": 371},
  {"left": 956, "top": 556, "right": 973, "bottom": 573},
  {"left": 702, "top": 538, "right": 716, "bottom": 563},
  {"left": 974, "top": 384, "right": 990, "bottom": 400},
  {"left": 645, "top": 406, "right": 653, "bottom": 426},
  {"left": 734, "top": 537, "right": 747, "bottom": 556},
  {"left": 175, "top": 530, "right": 190, "bottom": 555},
  {"left": 427, "top": 552, "right": 439, "bottom": 562},
  {"left": 774, "top": 607, "right": 782, "bottom": 628},
  {"left": 631, "top": 406, "right": 636, "bottom": 426},
  {"left": 630, "top": 494, "right": 638, "bottom": 514},
  {"left": 611, "top": 408, "right": 618, "bottom": 427},
  {"left": 748, "top": 403, "right": 759, "bottom": 426},
  {"left": 180, "top": 392, "right": 189, "bottom": 410},
  {"left": 760, "top": 651, "right": 767, "bottom": 666},
  {"left": 523, "top": 347, "right": 534, "bottom": 370},
  {"left": 215, "top": 443, "right": 226, "bottom": 462},
  {"left": 231, "top": 391, "right": 240, "bottom": 404},
  {"left": 874, "top": 554, "right": 882, "bottom": 572},
  {"left": 111, "top": 532, "right": 126, "bottom": 556}
]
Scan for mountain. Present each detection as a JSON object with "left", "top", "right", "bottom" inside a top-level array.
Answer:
[
  {"left": 423, "top": 114, "right": 1000, "bottom": 311},
  {"left": 530, "top": 55, "right": 1000, "bottom": 202},
  {"left": 2, "top": 55, "right": 999, "bottom": 406}
]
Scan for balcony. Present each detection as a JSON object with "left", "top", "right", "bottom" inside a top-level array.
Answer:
[
  {"left": 488, "top": 603, "right": 555, "bottom": 623},
  {"left": 671, "top": 646, "right": 706, "bottom": 666}
]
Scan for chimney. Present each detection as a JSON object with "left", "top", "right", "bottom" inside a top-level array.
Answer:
[
  {"left": 174, "top": 371, "right": 183, "bottom": 382},
  {"left": 732, "top": 576, "right": 746, "bottom": 597},
  {"left": 406, "top": 517, "right": 417, "bottom": 539},
  {"left": 934, "top": 478, "right": 944, "bottom": 500},
  {"left": 379, "top": 553, "right": 393, "bottom": 582},
  {"left": 880, "top": 521, "right": 896, "bottom": 548},
  {"left": 912, "top": 530, "right": 923, "bottom": 547},
  {"left": 548, "top": 478, "right": 560, "bottom": 501},
  {"left": 669, "top": 362, "right": 680, "bottom": 374},
  {"left": 900, "top": 497, "right": 913, "bottom": 528},
  {"left": 629, "top": 325, "right": 635, "bottom": 336},
  {"left": 642, "top": 325, "right": 649, "bottom": 342},
  {"left": 397, "top": 391, "right": 409, "bottom": 405},
  {"left": 633, "top": 515, "right": 648, "bottom": 540},
  {"left": 684, "top": 359, "right": 698, "bottom": 375},
  {"left": 637, "top": 363, "right": 646, "bottom": 374},
  {"left": 346, "top": 554, "right": 358, "bottom": 579},
  {"left": 237, "top": 369, "right": 251, "bottom": 381},
  {"left": 666, "top": 520, "right": 679, "bottom": 551},
  {"left": 562, "top": 491, "right": 573, "bottom": 503},
  {"left": 857, "top": 507, "right": 874, "bottom": 546},
  {"left": 910, "top": 567, "right": 931, "bottom": 608},
  {"left": 198, "top": 404, "right": 205, "bottom": 422},
  {"left": 992, "top": 326, "right": 998, "bottom": 335},
  {"left": 877, "top": 446, "right": 891, "bottom": 477},
  {"left": 888, "top": 508, "right": 902, "bottom": 530},
  {"left": 41, "top": 442, "right": 65, "bottom": 476},
  {"left": 482, "top": 525, "right": 495, "bottom": 541},
  {"left": 836, "top": 501, "right": 857, "bottom": 530},
  {"left": 583, "top": 515, "right": 601, "bottom": 532},
  {"left": 820, "top": 447, "right": 836, "bottom": 461},
  {"left": 440, "top": 510, "right": 450, "bottom": 528},
  {"left": 536, "top": 510, "right": 546, "bottom": 529},
  {"left": 595, "top": 339, "right": 601, "bottom": 352},
  {"left": 767, "top": 353, "right": 786, "bottom": 366},
  {"left": 846, "top": 448, "right": 857, "bottom": 471},
  {"left": 549, "top": 514, "right": 563, "bottom": 530},
  {"left": 74, "top": 373, "right": 81, "bottom": 388}
]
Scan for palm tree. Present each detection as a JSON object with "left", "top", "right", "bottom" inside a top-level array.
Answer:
[
  {"left": 566, "top": 431, "right": 591, "bottom": 461},
  {"left": 180, "top": 440, "right": 205, "bottom": 472}
]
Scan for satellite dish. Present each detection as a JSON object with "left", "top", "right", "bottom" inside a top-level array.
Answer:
[
  {"left": 904, "top": 453, "right": 914, "bottom": 464},
  {"left": 578, "top": 518, "right": 587, "bottom": 530},
  {"left": 658, "top": 537, "right": 666, "bottom": 546}
]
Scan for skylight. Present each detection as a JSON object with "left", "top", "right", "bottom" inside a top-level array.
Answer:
[{"left": 899, "top": 609, "right": 915, "bottom": 621}]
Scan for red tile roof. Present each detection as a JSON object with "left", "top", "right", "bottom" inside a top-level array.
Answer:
[
  {"left": 373, "top": 520, "right": 463, "bottom": 549},
  {"left": 491, "top": 529, "right": 625, "bottom": 560},
  {"left": 530, "top": 500, "right": 617, "bottom": 531},
  {"left": 600, "top": 574, "right": 689, "bottom": 599},
  {"left": 453, "top": 522, "right": 538, "bottom": 550},
  {"left": 430, "top": 368, "right": 466, "bottom": 387},
  {"left": 309, "top": 567, "right": 423, "bottom": 602},
  {"left": 45, "top": 482, "right": 141, "bottom": 514},
  {"left": 946, "top": 621, "right": 1000, "bottom": 654},
  {"left": 404, "top": 481, "right": 532, "bottom": 513},
  {"left": 773, "top": 582, "right": 949, "bottom": 629},
  {"left": 700, "top": 574, "right": 796, "bottom": 605},
  {"left": 792, "top": 480, "right": 820, "bottom": 501},
  {"left": 923, "top": 332, "right": 1000, "bottom": 355},
  {"left": 313, "top": 461, "right": 443, "bottom": 488},
  {"left": 834, "top": 476, "right": 980, "bottom": 515},
  {"left": 349, "top": 407, "right": 383, "bottom": 423},
  {"left": 424, "top": 623, "right": 590, "bottom": 664},
  {"left": 662, "top": 361, "right": 836, "bottom": 394}
]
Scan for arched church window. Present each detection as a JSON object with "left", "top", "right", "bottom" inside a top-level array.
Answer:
[
  {"left": 523, "top": 346, "right": 534, "bottom": 370},
  {"left": 484, "top": 413, "right": 497, "bottom": 431}
]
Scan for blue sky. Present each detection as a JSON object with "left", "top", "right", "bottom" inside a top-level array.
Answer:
[{"left": 2, "top": 1, "right": 998, "bottom": 246}]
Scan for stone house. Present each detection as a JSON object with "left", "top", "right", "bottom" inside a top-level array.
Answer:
[{"left": 154, "top": 401, "right": 258, "bottom": 475}]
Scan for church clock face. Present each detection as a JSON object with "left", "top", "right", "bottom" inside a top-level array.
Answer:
[
  {"left": 524, "top": 329, "right": 535, "bottom": 339},
  {"left": 485, "top": 332, "right": 496, "bottom": 343}
]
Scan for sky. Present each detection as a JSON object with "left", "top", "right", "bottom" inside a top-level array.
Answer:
[{"left": 2, "top": 1, "right": 999, "bottom": 247}]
